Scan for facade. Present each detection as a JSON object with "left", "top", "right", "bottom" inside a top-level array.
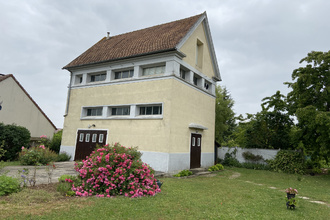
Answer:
[
  {"left": 60, "top": 12, "right": 221, "bottom": 172},
  {"left": 0, "top": 74, "right": 57, "bottom": 140}
]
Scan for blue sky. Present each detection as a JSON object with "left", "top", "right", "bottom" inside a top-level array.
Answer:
[{"left": 1, "top": 0, "right": 329, "bottom": 128}]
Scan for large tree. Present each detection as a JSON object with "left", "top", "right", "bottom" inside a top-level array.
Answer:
[
  {"left": 285, "top": 51, "right": 330, "bottom": 163},
  {"left": 215, "top": 85, "right": 236, "bottom": 146}
]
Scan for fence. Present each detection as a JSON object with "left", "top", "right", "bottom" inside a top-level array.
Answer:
[{"left": 218, "top": 147, "right": 280, "bottom": 164}]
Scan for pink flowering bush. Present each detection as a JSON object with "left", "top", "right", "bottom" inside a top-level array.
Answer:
[
  {"left": 70, "top": 143, "right": 161, "bottom": 198},
  {"left": 19, "top": 145, "right": 57, "bottom": 165}
]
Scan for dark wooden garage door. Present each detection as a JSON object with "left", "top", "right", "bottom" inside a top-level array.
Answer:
[
  {"left": 74, "top": 130, "right": 107, "bottom": 161},
  {"left": 190, "top": 133, "right": 201, "bottom": 169}
]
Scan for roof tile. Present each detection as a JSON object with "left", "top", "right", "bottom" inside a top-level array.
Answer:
[{"left": 64, "top": 13, "right": 203, "bottom": 69}]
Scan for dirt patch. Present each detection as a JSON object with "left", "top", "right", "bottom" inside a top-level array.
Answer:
[{"left": 229, "top": 172, "right": 241, "bottom": 179}]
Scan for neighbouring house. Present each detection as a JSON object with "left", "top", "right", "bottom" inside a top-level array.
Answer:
[
  {"left": 60, "top": 12, "right": 221, "bottom": 172},
  {"left": 0, "top": 74, "right": 57, "bottom": 142}
]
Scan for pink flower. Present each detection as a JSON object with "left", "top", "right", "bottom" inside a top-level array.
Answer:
[
  {"left": 40, "top": 135, "right": 47, "bottom": 138},
  {"left": 21, "top": 146, "right": 25, "bottom": 150},
  {"left": 39, "top": 145, "right": 45, "bottom": 149}
]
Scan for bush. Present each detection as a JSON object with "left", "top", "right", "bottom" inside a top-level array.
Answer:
[
  {"left": 242, "top": 151, "right": 264, "bottom": 162},
  {"left": 57, "top": 174, "right": 80, "bottom": 196},
  {"left": 208, "top": 164, "right": 224, "bottom": 172},
  {"left": 50, "top": 131, "right": 62, "bottom": 153},
  {"left": 220, "top": 152, "right": 242, "bottom": 167},
  {"left": 241, "top": 162, "right": 271, "bottom": 170},
  {"left": 267, "top": 150, "right": 306, "bottom": 174},
  {"left": 173, "top": 169, "right": 193, "bottom": 177},
  {"left": 70, "top": 143, "right": 161, "bottom": 198},
  {"left": 0, "top": 175, "right": 20, "bottom": 196},
  {"left": 19, "top": 145, "right": 58, "bottom": 165},
  {"left": 0, "top": 123, "right": 30, "bottom": 161},
  {"left": 56, "top": 152, "right": 71, "bottom": 162}
]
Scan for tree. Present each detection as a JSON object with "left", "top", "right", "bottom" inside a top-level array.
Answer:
[
  {"left": 285, "top": 50, "right": 330, "bottom": 114},
  {"left": 215, "top": 85, "right": 236, "bottom": 146},
  {"left": 285, "top": 51, "right": 330, "bottom": 164}
]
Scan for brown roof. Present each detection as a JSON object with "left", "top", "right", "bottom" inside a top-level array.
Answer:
[
  {"left": 0, "top": 74, "right": 57, "bottom": 130},
  {"left": 64, "top": 13, "right": 204, "bottom": 69}
]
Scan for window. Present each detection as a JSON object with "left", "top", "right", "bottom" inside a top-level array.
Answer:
[
  {"left": 111, "top": 107, "right": 130, "bottom": 116},
  {"left": 197, "top": 138, "right": 201, "bottom": 147},
  {"left": 180, "top": 69, "right": 186, "bottom": 80},
  {"left": 139, "top": 105, "right": 162, "bottom": 115},
  {"left": 86, "top": 107, "right": 103, "bottom": 116},
  {"left": 192, "top": 137, "right": 196, "bottom": 146},
  {"left": 204, "top": 81, "right": 211, "bottom": 91},
  {"left": 99, "top": 134, "right": 104, "bottom": 143},
  {"left": 114, "top": 69, "right": 134, "bottom": 79},
  {"left": 193, "top": 75, "right": 201, "bottom": 86},
  {"left": 142, "top": 66, "right": 165, "bottom": 76},
  {"left": 92, "top": 134, "right": 97, "bottom": 143},
  {"left": 79, "top": 133, "right": 84, "bottom": 142},
  {"left": 75, "top": 75, "right": 83, "bottom": 84},
  {"left": 196, "top": 39, "right": 204, "bottom": 68},
  {"left": 90, "top": 72, "right": 106, "bottom": 82},
  {"left": 85, "top": 133, "right": 90, "bottom": 142}
]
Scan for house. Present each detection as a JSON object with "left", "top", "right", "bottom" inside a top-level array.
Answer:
[
  {"left": 0, "top": 74, "right": 57, "bottom": 142},
  {"left": 60, "top": 12, "right": 221, "bottom": 172}
]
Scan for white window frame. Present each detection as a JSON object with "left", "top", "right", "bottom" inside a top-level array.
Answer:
[
  {"left": 142, "top": 65, "right": 165, "bottom": 76},
  {"left": 99, "top": 134, "right": 104, "bottom": 143},
  {"left": 192, "top": 137, "right": 196, "bottom": 147},
  {"left": 138, "top": 105, "right": 162, "bottom": 116},
  {"left": 85, "top": 133, "right": 90, "bottom": 142},
  {"left": 88, "top": 71, "right": 106, "bottom": 83},
  {"left": 110, "top": 106, "right": 130, "bottom": 116},
  {"left": 85, "top": 107, "right": 103, "bottom": 117},
  {"left": 92, "top": 134, "right": 97, "bottom": 143},
  {"left": 114, "top": 69, "right": 134, "bottom": 80},
  {"left": 79, "top": 133, "right": 84, "bottom": 142}
]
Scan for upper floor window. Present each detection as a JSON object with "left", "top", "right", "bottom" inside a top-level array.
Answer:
[
  {"left": 110, "top": 106, "right": 130, "bottom": 116},
  {"left": 139, "top": 105, "right": 162, "bottom": 115},
  {"left": 180, "top": 69, "right": 186, "bottom": 80},
  {"left": 193, "top": 74, "right": 201, "bottom": 86},
  {"left": 75, "top": 75, "right": 83, "bottom": 85},
  {"left": 86, "top": 107, "right": 103, "bottom": 116},
  {"left": 114, "top": 69, "right": 134, "bottom": 79},
  {"left": 196, "top": 39, "right": 204, "bottom": 69},
  {"left": 89, "top": 72, "right": 106, "bottom": 82},
  {"left": 142, "top": 66, "right": 165, "bottom": 76}
]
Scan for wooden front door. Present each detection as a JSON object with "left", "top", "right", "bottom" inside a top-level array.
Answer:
[
  {"left": 74, "top": 130, "right": 107, "bottom": 161},
  {"left": 190, "top": 133, "right": 202, "bottom": 169}
]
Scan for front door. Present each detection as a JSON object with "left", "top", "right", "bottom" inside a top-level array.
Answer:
[
  {"left": 74, "top": 130, "right": 107, "bottom": 161},
  {"left": 190, "top": 133, "right": 202, "bottom": 169}
]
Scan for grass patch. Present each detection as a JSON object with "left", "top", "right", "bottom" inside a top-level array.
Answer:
[
  {"left": 0, "top": 168, "right": 329, "bottom": 219},
  {"left": 0, "top": 161, "right": 21, "bottom": 168}
]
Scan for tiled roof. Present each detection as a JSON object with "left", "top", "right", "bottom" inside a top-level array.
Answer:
[
  {"left": 63, "top": 13, "right": 204, "bottom": 69},
  {"left": 0, "top": 74, "right": 57, "bottom": 130}
]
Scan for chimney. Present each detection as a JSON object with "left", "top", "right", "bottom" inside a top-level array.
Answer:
[{"left": 107, "top": 32, "right": 110, "bottom": 39}]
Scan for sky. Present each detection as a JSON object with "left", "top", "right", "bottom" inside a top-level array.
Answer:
[{"left": 1, "top": 0, "right": 329, "bottom": 128}]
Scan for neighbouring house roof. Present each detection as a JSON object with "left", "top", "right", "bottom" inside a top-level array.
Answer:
[
  {"left": 63, "top": 13, "right": 205, "bottom": 69},
  {"left": 0, "top": 74, "right": 57, "bottom": 130}
]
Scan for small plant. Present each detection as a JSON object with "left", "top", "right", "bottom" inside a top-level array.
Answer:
[
  {"left": 242, "top": 151, "right": 264, "bottom": 162},
  {"left": 0, "top": 175, "right": 21, "bottom": 196},
  {"left": 285, "top": 188, "right": 298, "bottom": 209},
  {"left": 173, "top": 169, "right": 193, "bottom": 177},
  {"left": 19, "top": 145, "right": 57, "bottom": 165},
  {"left": 57, "top": 174, "right": 80, "bottom": 196},
  {"left": 285, "top": 187, "right": 298, "bottom": 194},
  {"left": 17, "top": 166, "right": 38, "bottom": 187},
  {"left": 56, "top": 151, "right": 71, "bottom": 162},
  {"left": 45, "top": 162, "right": 56, "bottom": 183},
  {"left": 208, "top": 163, "right": 224, "bottom": 172}
]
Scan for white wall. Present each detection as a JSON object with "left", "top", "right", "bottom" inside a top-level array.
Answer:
[{"left": 218, "top": 147, "right": 279, "bottom": 164}]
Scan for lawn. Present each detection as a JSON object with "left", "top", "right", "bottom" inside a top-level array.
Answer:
[{"left": 0, "top": 168, "right": 329, "bottom": 219}]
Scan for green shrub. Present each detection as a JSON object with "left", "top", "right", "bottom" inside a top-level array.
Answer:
[
  {"left": 50, "top": 130, "right": 62, "bottom": 153},
  {"left": 173, "top": 169, "right": 193, "bottom": 177},
  {"left": 56, "top": 152, "right": 71, "bottom": 162},
  {"left": 19, "top": 146, "right": 58, "bottom": 165},
  {"left": 267, "top": 150, "right": 306, "bottom": 174},
  {"left": 241, "top": 162, "right": 271, "bottom": 170},
  {"left": 0, "top": 123, "right": 30, "bottom": 161},
  {"left": 0, "top": 175, "right": 20, "bottom": 196},
  {"left": 220, "top": 152, "right": 242, "bottom": 167},
  {"left": 57, "top": 174, "right": 80, "bottom": 196},
  {"left": 208, "top": 163, "right": 224, "bottom": 172},
  {"left": 242, "top": 151, "right": 264, "bottom": 162}
]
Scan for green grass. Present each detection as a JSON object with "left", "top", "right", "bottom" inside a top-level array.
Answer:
[
  {"left": 1, "top": 168, "right": 329, "bottom": 219},
  {"left": 0, "top": 161, "right": 21, "bottom": 167}
]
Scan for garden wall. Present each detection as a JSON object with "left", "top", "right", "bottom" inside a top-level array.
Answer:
[{"left": 218, "top": 147, "right": 279, "bottom": 164}]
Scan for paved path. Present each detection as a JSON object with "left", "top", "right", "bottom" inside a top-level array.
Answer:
[{"left": 1, "top": 161, "right": 79, "bottom": 185}]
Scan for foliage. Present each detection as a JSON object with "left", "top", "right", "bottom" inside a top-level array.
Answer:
[
  {"left": 220, "top": 151, "right": 242, "bottom": 167},
  {"left": 240, "top": 162, "right": 271, "bottom": 170},
  {"left": 208, "top": 163, "right": 224, "bottom": 172},
  {"left": 57, "top": 174, "right": 80, "bottom": 196},
  {"left": 0, "top": 123, "right": 31, "bottom": 161},
  {"left": 173, "top": 169, "right": 193, "bottom": 177},
  {"left": 0, "top": 175, "right": 20, "bottom": 196},
  {"left": 0, "top": 140, "right": 7, "bottom": 160},
  {"left": 19, "top": 145, "right": 58, "bottom": 165},
  {"left": 215, "top": 85, "right": 236, "bottom": 146},
  {"left": 242, "top": 151, "right": 264, "bottom": 162},
  {"left": 50, "top": 130, "right": 62, "bottom": 153},
  {"left": 267, "top": 150, "right": 306, "bottom": 174},
  {"left": 70, "top": 143, "right": 160, "bottom": 198},
  {"left": 56, "top": 151, "right": 71, "bottom": 162}
]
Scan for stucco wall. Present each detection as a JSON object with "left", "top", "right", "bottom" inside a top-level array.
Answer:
[
  {"left": 0, "top": 77, "right": 55, "bottom": 138},
  {"left": 180, "top": 22, "right": 215, "bottom": 79}
]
